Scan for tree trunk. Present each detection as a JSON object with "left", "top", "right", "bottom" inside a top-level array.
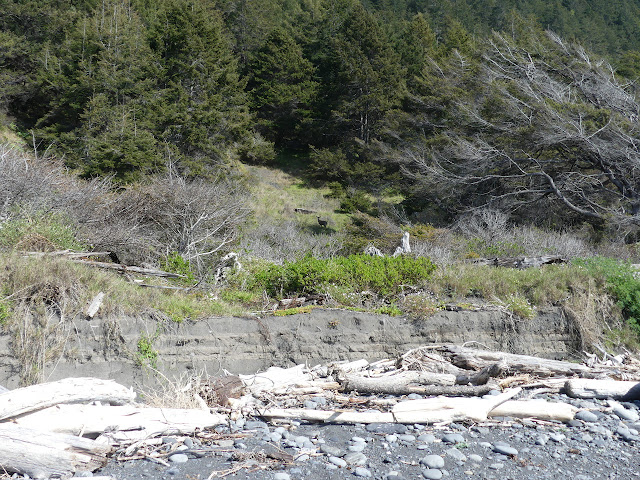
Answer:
[
  {"left": 565, "top": 379, "right": 640, "bottom": 400},
  {"left": 0, "top": 424, "right": 110, "bottom": 479},
  {"left": 0, "top": 377, "right": 135, "bottom": 421}
]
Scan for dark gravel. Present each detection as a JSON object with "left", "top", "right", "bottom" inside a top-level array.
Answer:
[{"left": 96, "top": 392, "right": 640, "bottom": 480}]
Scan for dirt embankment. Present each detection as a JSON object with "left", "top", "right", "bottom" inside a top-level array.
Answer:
[{"left": 0, "top": 307, "right": 581, "bottom": 389}]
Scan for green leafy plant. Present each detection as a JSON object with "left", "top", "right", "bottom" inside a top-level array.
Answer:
[
  {"left": 575, "top": 257, "right": 640, "bottom": 336},
  {"left": 161, "top": 252, "right": 196, "bottom": 284},
  {"left": 0, "top": 211, "right": 83, "bottom": 251},
  {"left": 251, "top": 254, "right": 436, "bottom": 298},
  {"left": 137, "top": 332, "right": 159, "bottom": 368}
]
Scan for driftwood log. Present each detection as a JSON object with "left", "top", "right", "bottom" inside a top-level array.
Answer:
[
  {"left": 565, "top": 378, "right": 640, "bottom": 400},
  {"left": 261, "top": 388, "right": 522, "bottom": 424},
  {"left": 434, "top": 345, "right": 592, "bottom": 378},
  {"left": 0, "top": 424, "right": 110, "bottom": 479},
  {"left": 489, "top": 400, "right": 577, "bottom": 422},
  {"left": 0, "top": 378, "right": 135, "bottom": 421},
  {"left": 13, "top": 404, "right": 226, "bottom": 442},
  {"left": 340, "top": 373, "right": 493, "bottom": 396}
]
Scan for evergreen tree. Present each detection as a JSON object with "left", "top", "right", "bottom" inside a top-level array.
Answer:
[
  {"left": 148, "top": 0, "right": 255, "bottom": 174},
  {"left": 247, "top": 28, "right": 318, "bottom": 149}
]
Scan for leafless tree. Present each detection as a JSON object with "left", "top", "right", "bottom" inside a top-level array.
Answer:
[{"left": 400, "top": 30, "right": 640, "bottom": 237}]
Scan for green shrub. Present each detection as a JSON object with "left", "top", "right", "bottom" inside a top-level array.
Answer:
[
  {"left": 136, "top": 332, "right": 159, "bottom": 368},
  {"left": 161, "top": 252, "right": 196, "bottom": 284},
  {"left": 575, "top": 257, "right": 640, "bottom": 335},
  {"left": 0, "top": 299, "right": 11, "bottom": 325},
  {"left": 252, "top": 254, "right": 436, "bottom": 298}
]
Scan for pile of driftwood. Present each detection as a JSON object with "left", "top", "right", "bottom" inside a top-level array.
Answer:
[
  {"left": 2, "top": 344, "right": 639, "bottom": 478},
  {"left": 232, "top": 344, "right": 640, "bottom": 426},
  {"left": 0, "top": 378, "right": 225, "bottom": 479}
]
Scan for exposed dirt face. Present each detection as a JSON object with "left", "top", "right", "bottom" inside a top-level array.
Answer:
[{"left": 0, "top": 307, "right": 581, "bottom": 389}]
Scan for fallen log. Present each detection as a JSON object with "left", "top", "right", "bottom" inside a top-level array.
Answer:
[
  {"left": 260, "top": 388, "right": 521, "bottom": 424},
  {"left": 390, "top": 388, "right": 521, "bottom": 423},
  {"left": 489, "top": 400, "right": 577, "bottom": 423},
  {"left": 340, "top": 373, "right": 493, "bottom": 396},
  {"left": 0, "top": 423, "right": 110, "bottom": 479},
  {"left": 0, "top": 378, "right": 135, "bottom": 421},
  {"left": 71, "top": 259, "right": 186, "bottom": 278},
  {"left": 435, "top": 345, "right": 592, "bottom": 378},
  {"left": 12, "top": 404, "right": 226, "bottom": 443},
  {"left": 565, "top": 378, "right": 640, "bottom": 400}
]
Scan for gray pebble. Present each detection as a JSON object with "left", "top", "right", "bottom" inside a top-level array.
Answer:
[
  {"left": 535, "top": 435, "right": 548, "bottom": 446},
  {"left": 74, "top": 471, "right": 93, "bottom": 477},
  {"left": 489, "top": 463, "right": 504, "bottom": 470},
  {"left": 329, "top": 456, "right": 347, "bottom": 468},
  {"left": 445, "top": 447, "right": 466, "bottom": 462},
  {"left": 468, "top": 454, "right": 482, "bottom": 463},
  {"left": 352, "top": 436, "right": 366, "bottom": 443},
  {"left": 348, "top": 443, "right": 366, "bottom": 452},
  {"left": 326, "top": 464, "right": 338, "bottom": 470},
  {"left": 168, "top": 454, "right": 189, "bottom": 464},
  {"left": 479, "top": 442, "right": 493, "bottom": 448},
  {"left": 614, "top": 407, "right": 640, "bottom": 422},
  {"left": 296, "top": 454, "right": 310, "bottom": 462},
  {"left": 442, "top": 433, "right": 465, "bottom": 444},
  {"left": 418, "top": 434, "right": 436, "bottom": 443},
  {"left": 273, "top": 473, "right": 291, "bottom": 480},
  {"left": 303, "top": 400, "right": 317, "bottom": 409},
  {"left": 344, "top": 452, "right": 367, "bottom": 465},
  {"left": 269, "top": 432, "right": 282, "bottom": 442},
  {"left": 386, "top": 434, "right": 398, "bottom": 443},
  {"left": 549, "top": 433, "right": 566, "bottom": 442},
  {"left": 407, "top": 393, "right": 423, "bottom": 400},
  {"left": 354, "top": 467, "right": 372, "bottom": 477},
  {"left": 183, "top": 438, "right": 194, "bottom": 449},
  {"left": 311, "top": 396, "right": 328, "bottom": 405},
  {"left": 398, "top": 434, "right": 416, "bottom": 442},
  {"left": 493, "top": 444, "right": 518, "bottom": 456},
  {"left": 422, "top": 469, "right": 443, "bottom": 479},
  {"left": 165, "top": 467, "right": 179, "bottom": 475},
  {"left": 420, "top": 455, "right": 445, "bottom": 469},
  {"left": 321, "top": 444, "right": 343, "bottom": 456},
  {"left": 576, "top": 410, "right": 598, "bottom": 423}
]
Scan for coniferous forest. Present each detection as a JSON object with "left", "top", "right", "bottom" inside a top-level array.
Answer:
[{"left": 3, "top": 0, "right": 640, "bottom": 235}]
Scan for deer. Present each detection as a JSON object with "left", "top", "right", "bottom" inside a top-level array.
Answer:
[{"left": 317, "top": 216, "right": 328, "bottom": 228}]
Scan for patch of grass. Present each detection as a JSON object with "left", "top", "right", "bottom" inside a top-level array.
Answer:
[
  {"left": 574, "top": 257, "right": 640, "bottom": 337},
  {"left": 496, "top": 293, "right": 536, "bottom": 319},
  {"left": 0, "top": 211, "right": 84, "bottom": 251},
  {"left": 161, "top": 252, "right": 196, "bottom": 285},
  {"left": 373, "top": 304, "right": 403, "bottom": 316},
  {"left": 274, "top": 306, "right": 313, "bottom": 316}
]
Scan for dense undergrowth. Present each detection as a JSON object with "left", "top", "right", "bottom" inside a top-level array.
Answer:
[{"left": 1, "top": 140, "right": 640, "bottom": 386}]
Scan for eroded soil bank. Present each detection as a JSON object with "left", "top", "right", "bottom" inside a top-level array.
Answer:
[{"left": 0, "top": 307, "right": 581, "bottom": 389}]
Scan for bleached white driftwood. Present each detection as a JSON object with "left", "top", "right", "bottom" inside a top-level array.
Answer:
[
  {"left": 0, "top": 378, "right": 135, "bottom": 421},
  {"left": 436, "top": 345, "right": 592, "bottom": 377},
  {"left": 340, "top": 373, "right": 492, "bottom": 396},
  {"left": 86, "top": 292, "right": 105, "bottom": 318},
  {"left": 390, "top": 387, "right": 521, "bottom": 423},
  {"left": 565, "top": 378, "right": 640, "bottom": 400},
  {"left": 0, "top": 423, "right": 110, "bottom": 479},
  {"left": 489, "top": 400, "right": 577, "bottom": 423},
  {"left": 240, "top": 365, "right": 313, "bottom": 393},
  {"left": 261, "top": 388, "right": 522, "bottom": 424},
  {"left": 11, "top": 404, "right": 226, "bottom": 441}
]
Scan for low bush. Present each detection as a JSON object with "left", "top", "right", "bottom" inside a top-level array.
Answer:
[
  {"left": 575, "top": 257, "right": 640, "bottom": 336},
  {"left": 251, "top": 254, "right": 436, "bottom": 298}
]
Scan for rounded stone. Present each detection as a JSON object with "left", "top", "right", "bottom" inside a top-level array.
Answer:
[
  {"left": 418, "top": 434, "right": 436, "bottom": 443},
  {"left": 575, "top": 410, "right": 599, "bottom": 423},
  {"left": 168, "top": 454, "right": 189, "bottom": 464},
  {"left": 614, "top": 407, "right": 640, "bottom": 422},
  {"left": 366, "top": 423, "right": 407, "bottom": 434},
  {"left": 422, "top": 469, "right": 443, "bottom": 479},
  {"left": 420, "top": 455, "right": 445, "bottom": 469},
  {"left": 442, "top": 433, "right": 465, "bottom": 444},
  {"left": 445, "top": 447, "right": 466, "bottom": 462},
  {"left": 493, "top": 445, "right": 518, "bottom": 456},
  {"left": 348, "top": 443, "right": 366, "bottom": 452},
  {"left": 329, "top": 456, "right": 347, "bottom": 468},
  {"left": 320, "top": 444, "right": 343, "bottom": 457},
  {"left": 354, "top": 467, "right": 373, "bottom": 477},
  {"left": 468, "top": 454, "right": 482, "bottom": 463},
  {"left": 273, "top": 473, "right": 291, "bottom": 480},
  {"left": 344, "top": 452, "right": 367, "bottom": 465}
]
